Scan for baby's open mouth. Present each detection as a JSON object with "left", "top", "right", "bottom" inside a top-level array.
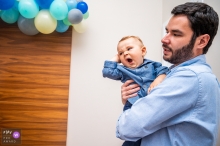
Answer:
[{"left": 127, "top": 58, "right": 133, "bottom": 63}]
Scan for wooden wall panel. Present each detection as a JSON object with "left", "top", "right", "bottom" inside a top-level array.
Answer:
[{"left": 0, "top": 19, "right": 72, "bottom": 146}]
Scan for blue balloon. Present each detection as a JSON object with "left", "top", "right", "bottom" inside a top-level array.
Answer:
[
  {"left": 1, "top": 8, "right": 19, "bottom": 24},
  {"left": 76, "top": 1, "right": 88, "bottom": 14},
  {"left": 66, "top": 0, "right": 77, "bottom": 11},
  {"left": 50, "top": 0, "right": 68, "bottom": 20},
  {"left": 13, "top": 1, "right": 19, "bottom": 11},
  {"left": 56, "top": 20, "right": 69, "bottom": 33},
  {"left": 18, "top": 0, "right": 39, "bottom": 19},
  {"left": 0, "top": 0, "right": 15, "bottom": 10},
  {"left": 35, "top": 0, "right": 54, "bottom": 9}
]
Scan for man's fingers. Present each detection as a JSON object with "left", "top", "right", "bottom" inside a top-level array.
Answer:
[
  {"left": 121, "top": 80, "right": 140, "bottom": 105},
  {"left": 121, "top": 80, "right": 134, "bottom": 88}
]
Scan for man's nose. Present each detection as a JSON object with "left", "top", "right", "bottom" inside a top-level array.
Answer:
[{"left": 161, "top": 33, "right": 170, "bottom": 44}]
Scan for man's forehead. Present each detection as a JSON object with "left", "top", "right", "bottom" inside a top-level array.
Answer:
[{"left": 166, "top": 15, "right": 191, "bottom": 31}]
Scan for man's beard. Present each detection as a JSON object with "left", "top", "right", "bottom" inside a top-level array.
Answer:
[{"left": 163, "top": 34, "right": 196, "bottom": 65}]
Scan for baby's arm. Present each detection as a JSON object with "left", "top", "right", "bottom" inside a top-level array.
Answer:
[
  {"left": 102, "top": 55, "right": 123, "bottom": 80},
  {"left": 148, "top": 74, "right": 166, "bottom": 93}
]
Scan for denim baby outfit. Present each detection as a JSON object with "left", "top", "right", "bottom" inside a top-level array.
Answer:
[
  {"left": 103, "top": 59, "right": 168, "bottom": 145},
  {"left": 103, "top": 59, "right": 168, "bottom": 108}
]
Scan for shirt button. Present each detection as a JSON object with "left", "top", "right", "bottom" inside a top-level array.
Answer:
[
  {"left": 143, "top": 85, "right": 146, "bottom": 89},
  {"left": 145, "top": 66, "right": 148, "bottom": 68}
]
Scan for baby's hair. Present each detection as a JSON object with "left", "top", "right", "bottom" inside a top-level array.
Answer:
[{"left": 118, "top": 36, "right": 144, "bottom": 46}]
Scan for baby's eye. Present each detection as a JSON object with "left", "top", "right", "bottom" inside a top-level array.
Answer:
[
  {"left": 127, "top": 47, "right": 132, "bottom": 51},
  {"left": 119, "top": 52, "right": 123, "bottom": 55}
]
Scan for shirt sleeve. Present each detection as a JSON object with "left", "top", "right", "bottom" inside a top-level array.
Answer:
[
  {"left": 116, "top": 68, "right": 199, "bottom": 141},
  {"left": 152, "top": 62, "right": 169, "bottom": 77},
  {"left": 102, "top": 60, "right": 123, "bottom": 80}
]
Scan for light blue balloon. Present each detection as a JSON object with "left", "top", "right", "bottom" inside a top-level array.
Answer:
[
  {"left": 1, "top": 8, "right": 19, "bottom": 24},
  {"left": 66, "top": 0, "right": 77, "bottom": 11},
  {"left": 18, "top": 0, "right": 39, "bottom": 18},
  {"left": 50, "top": 0, "right": 68, "bottom": 20},
  {"left": 56, "top": 20, "right": 69, "bottom": 33}
]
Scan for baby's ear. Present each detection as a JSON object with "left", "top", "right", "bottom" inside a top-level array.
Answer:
[{"left": 142, "top": 46, "right": 147, "bottom": 57}]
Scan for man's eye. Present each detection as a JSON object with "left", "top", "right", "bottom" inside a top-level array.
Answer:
[{"left": 174, "top": 34, "right": 180, "bottom": 36}]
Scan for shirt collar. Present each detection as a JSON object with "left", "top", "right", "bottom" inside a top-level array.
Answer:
[{"left": 167, "top": 55, "right": 206, "bottom": 74}]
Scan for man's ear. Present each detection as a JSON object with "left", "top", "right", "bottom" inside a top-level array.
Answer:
[
  {"left": 142, "top": 46, "right": 147, "bottom": 57},
  {"left": 196, "top": 34, "right": 210, "bottom": 50}
]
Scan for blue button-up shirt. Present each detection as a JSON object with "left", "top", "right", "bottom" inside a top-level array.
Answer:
[
  {"left": 116, "top": 55, "right": 220, "bottom": 146},
  {"left": 102, "top": 59, "right": 168, "bottom": 104}
]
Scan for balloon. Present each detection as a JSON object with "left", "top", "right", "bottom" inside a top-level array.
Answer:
[
  {"left": 1, "top": 8, "right": 19, "bottom": 24},
  {"left": 83, "top": 11, "right": 89, "bottom": 19},
  {"left": 73, "top": 19, "right": 87, "bottom": 33},
  {"left": 76, "top": 1, "right": 88, "bottom": 14},
  {"left": 12, "top": 1, "right": 19, "bottom": 10},
  {"left": 34, "top": 10, "right": 57, "bottom": 34},
  {"left": 0, "top": 0, "right": 15, "bottom": 10},
  {"left": 56, "top": 20, "right": 69, "bottom": 33},
  {"left": 66, "top": 0, "right": 77, "bottom": 11},
  {"left": 63, "top": 17, "right": 71, "bottom": 25},
  {"left": 68, "top": 9, "right": 83, "bottom": 24},
  {"left": 17, "top": 15, "right": 39, "bottom": 35},
  {"left": 18, "top": 0, "right": 39, "bottom": 18},
  {"left": 50, "top": 0, "right": 68, "bottom": 20},
  {"left": 35, "top": 0, "right": 54, "bottom": 9}
]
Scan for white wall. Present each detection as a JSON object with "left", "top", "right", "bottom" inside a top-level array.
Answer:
[
  {"left": 205, "top": 0, "right": 220, "bottom": 80},
  {"left": 67, "top": 0, "right": 163, "bottom": 145},
  {"left": 67, "top": 0, "right": 220, "bottom": 146}
]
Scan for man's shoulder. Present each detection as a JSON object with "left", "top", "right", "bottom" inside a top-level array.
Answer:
[{"left": 180, "top": 63, "right": 212, "bottom": 75}]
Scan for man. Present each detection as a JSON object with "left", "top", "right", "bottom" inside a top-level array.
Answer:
[{"left": 116, "top": 2, "right": 220, "bottom": 146}]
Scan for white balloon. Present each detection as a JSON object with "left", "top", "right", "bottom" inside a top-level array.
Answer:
[{"left": 73, "top": 19, "right": 87, "bottom": 33}]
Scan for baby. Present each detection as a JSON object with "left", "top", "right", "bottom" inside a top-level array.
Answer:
[{"left": 102, "top": 36, "right": 168, "bottom": 145}]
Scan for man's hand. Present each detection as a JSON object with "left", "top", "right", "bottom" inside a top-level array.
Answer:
[{"left": 121, "top": 80, "right": 140, "bottom": 105}]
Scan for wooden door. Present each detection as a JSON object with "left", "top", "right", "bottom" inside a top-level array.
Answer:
[{"left": 0, "top": 19, "right": 72, "bottom": 146}]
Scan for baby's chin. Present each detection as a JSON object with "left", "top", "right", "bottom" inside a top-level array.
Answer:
[{"left": 123, "top": 63, "right": 139, "bottom": 69}]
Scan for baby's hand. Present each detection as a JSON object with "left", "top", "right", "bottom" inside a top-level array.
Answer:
[
  {"left": 148, "top": 74, "right": 166, "bottom": 94},
  {"left": 111, "top": 54, "right": 120, "bottom": 63},
  {"left": 147, "top": 82, "right": 157, "bottom": 94}
]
